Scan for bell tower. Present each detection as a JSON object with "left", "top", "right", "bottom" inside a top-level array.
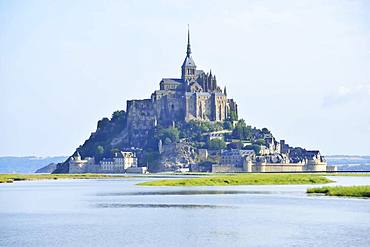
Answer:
[{"left": 181, "top": 27, "right": 197, "bottom": 81}]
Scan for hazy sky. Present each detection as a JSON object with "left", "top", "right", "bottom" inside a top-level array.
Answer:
[{"left": 1, "top": 0, "right": 369, "bottom": 156}]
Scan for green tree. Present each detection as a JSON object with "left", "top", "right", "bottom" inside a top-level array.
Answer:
[
  {"left": 142, "top": 151, "right": 161, "bottom": 172},
  {"left": 97, "top": 118, "right": 110, "bottom": 129},
  {"left": 227, "top": 141, "right": 244, "bottom": 150},
  {"left": 244, "top": 144, "right": 261, "bottom": 154},
  {"left": 95, "top": 145, "right": 105, "bottom": 160},
  {"left": 262, "top": 127, "right": 271, "bottom": 135},
  {"left": 111, "top": 110, "right": 125, "bottom": 121},
  {"left": 207, "top": 138, "right": 226, "bottom": 150},
  {"left": 229, "top": 111, "right": 238, "bottom": 121},
  {"left": 223, "top": 121, "right": 233, "bottom": 130},
  {"left": 111, "top": 147, "right": 120, "bottom": 154},
  {"left": 155, "top": 127, "right": 180, "bottom": 144},
  {"left": 255, "top": 138, "right": 265, "bottom": 145},
  {"left": 231, "top": 119, "right": 253, "bottom": 141},
  {"left": 96, "top": 145, "right": 104, "bottom": 155}
]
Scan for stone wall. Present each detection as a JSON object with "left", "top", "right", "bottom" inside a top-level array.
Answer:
[
  {"left": 252, "top": 163, "right": 304, "bottom": 172},
  {"left": 126, "top": 99, "right": 157, "bottom": 147},
  {"left": 211, "top": 164, "right": 244, "bottom": 173}
]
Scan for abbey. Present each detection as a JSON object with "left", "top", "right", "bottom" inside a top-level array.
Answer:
[
  {"left": 52, "top": 29, "right": 336, "bottom": 174},
  {"left": 126, "top": 30, "right": 238, "bottom": 146}
]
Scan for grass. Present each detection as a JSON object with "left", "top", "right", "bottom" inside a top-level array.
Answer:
[
  {"left": 0, "top": 174, "right": 129, "bottom": 184},
  {"left": 307, "top": 185, "right": 370, "bottom": 198},
  {"left": 137, "top": 173, "right": 333, "bottom": 186}
]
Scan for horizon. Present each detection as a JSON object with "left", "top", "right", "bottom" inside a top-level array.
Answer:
[{"left": 1, "top": 0, "right": 369, "bottom": 156}]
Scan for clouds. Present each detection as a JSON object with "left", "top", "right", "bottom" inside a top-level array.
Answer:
[
  {"left": 0, "top": 0, "right": 370, "bottom": 155},
  {"left": 323, "top": 84, "right": 370, "bottom": 107}
]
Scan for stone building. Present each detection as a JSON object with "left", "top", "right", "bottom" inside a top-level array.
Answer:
[
  {"left": 100, "top": 151, "right": 138, "bottom": 173},
  {"left": 213, "top": 149, "right": 255, "bottom": 173},
  {"left": 68, "top": 151, "right": 95, "bottom": 173},
  {"left": 67, "top": 151, "right": 139, "bottom": 173},
  {"left": 221, "top": 149, "right": 255, "bottom": 168},
  {"left": 126, "top": 29, "right": 238, "bottom": 147}
]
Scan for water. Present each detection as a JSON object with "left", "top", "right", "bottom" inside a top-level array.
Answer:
[{"left": 0, "top": 176, "right": 369, "bottom": 247}]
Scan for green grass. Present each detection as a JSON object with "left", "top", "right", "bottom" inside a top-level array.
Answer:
[
  {"left": 307, "top": 185, "right": 370, "bottom": 198},
  {"left": 0, "top": 174, "right": 129, "bottom": 183},
  {"left": 137, "top": 173, "right": 333, "bottom": 186}
]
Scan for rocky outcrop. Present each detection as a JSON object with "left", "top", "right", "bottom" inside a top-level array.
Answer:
[{"left": 159, "top": 142, "right": 197, "bottom": 171}]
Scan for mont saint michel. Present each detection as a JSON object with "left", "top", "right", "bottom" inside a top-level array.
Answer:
[
  {"left": 52, "top": 30, "right": 336, "bottom": 174},
  {"left": 1, "top": 2, "right": 370, "bottom": 247}
]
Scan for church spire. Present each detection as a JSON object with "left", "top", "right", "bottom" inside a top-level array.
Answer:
[{"left": 186, "top": 25, "right": 191, "bottom": 57}]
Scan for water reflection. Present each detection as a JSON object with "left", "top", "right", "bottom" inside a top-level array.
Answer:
[
  {"left": 1, "top": 177, "right": 370, "bottom": 247},
  {"left": 96, "top": 203, "right": 231, "bottom": 209},
  {"left": 97, "top": 190, "right": 273, "bottom": 196}
]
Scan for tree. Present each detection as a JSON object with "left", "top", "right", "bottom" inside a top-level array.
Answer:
[
  {"left": 262, "top": 127, "right": 271, "bottom": 135},
  {"left": 255, "top": 138, "right": 265, "bottom": 145},
  {"left": 227, "top": 141, "right": 243, "bottom": 150},
  {"left": 155, "top": 127, "right": 180, "bottom": 144},
  {"left": 97, "top": 118, "right": 110, "bottom": 129},
  {"left": 96, "top": 145, "right": 104, "bottom": 155},
  {"left": 111, "top": 147, "right": 120, "bottom": 154},
  {"left": 95, "top": 145, "right": 105, "bottom": 161},
  {"left": 244, "top": 144, "right": 261, "bottom": 155},
  {"left": 223, "top": 121, "right": 233, "bottom": 130},
  {"left": 111, "top": 110, "right": 126, "bottom": 122},
  {"left": 231, "top": 119, "right": 253, "bottom": 141},
  {"left": 229, "top": 111, "right": 238, "bottom": 121},
  {"left": 142, "top": 151, "right": 161, "bottom": 172},
  {"left": 207, "top": 138, "right": 226, "bottom": 150}
]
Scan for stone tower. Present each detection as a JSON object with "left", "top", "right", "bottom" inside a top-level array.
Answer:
[{"left": 181, "top": 27, "right": 197, "bottom": 81}]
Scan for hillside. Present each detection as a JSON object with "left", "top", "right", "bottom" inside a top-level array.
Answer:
[
  {"left": 0, "top": 156, "right": 68, "bottom": 173},
  {"left": 325, "top": 155, "right": 370, "bottom": 171}
]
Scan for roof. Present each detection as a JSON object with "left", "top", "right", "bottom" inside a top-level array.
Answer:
[
  {"left": 114, "top": 151, "right": 135, "bottom": 158},
  {"left": 222, "top": 149, "right": 255, "bottom": 157},
  {"left": 182, "top": 55, "right": 196, "bottom": 68},
  {"left": 161, "top": 78, "right": 183, "bottom": 84}
]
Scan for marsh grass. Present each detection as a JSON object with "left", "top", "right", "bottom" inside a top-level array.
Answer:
[
  {"left": 0, "top": 174, "right": 128, "bottom": 183},
  {"left": 307, "top": 185, "right": 370, "bottom": 198},
  {"left": 137, "top": 173, "right": 333, "bottom": 186}
]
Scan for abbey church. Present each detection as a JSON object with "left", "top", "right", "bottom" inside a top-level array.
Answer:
[{"left": 126, "top": 30, "right": 238, "bottom": 146}]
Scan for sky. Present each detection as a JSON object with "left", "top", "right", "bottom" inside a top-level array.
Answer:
[{"left": 0, "top": 0, "right": 369, "bottom": 156}]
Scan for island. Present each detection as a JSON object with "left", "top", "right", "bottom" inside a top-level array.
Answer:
[{"left": 50, "top": 29, "right": 337, "bottom": 175}]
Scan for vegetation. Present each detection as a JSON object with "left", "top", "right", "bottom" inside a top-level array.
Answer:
[
  {"left": 307, "top": 185, "right": 370, "bottom": 198},
  {"left": 154, "top": 126, "right": 180, "bottom": 144},
  {"left": 229, "top": 111, "right": 238, "bottom": 122},
  {"left": 207, "top": 138, "right": 226, "bottom": 150},
  {"left": 76, "top": 110, "right": 127, "bottom": 161},
  {"left": 137, "top": 173, "right": 333, "bottom": 186},
  {"left": 230, "top": 119, "right": 271, "bottom": 145},
  {"left": 244, "top": 144, "right": 261, "bottom": 154},
  {"left": 179, "top": 121, "right": 222, "bottom": 140},
  {"left": 141, "top": 151, "right": 161, "bottom": 172},
  {"left": 0, "top": 173, "right": 129, "bottom": 184},
  {"left": 72, "top": 110, "right": 275, "bottom": 163},
  {"left": 227, "top": 141, "right": 244, "bottom": 150}
]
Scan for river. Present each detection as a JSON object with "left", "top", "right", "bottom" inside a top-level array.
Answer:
[{"left": 0, "top": 176, "right": 369, "bottom": 247}]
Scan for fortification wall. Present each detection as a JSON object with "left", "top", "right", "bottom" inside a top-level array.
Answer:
[
  {"left": 211, "top": 164, "right": 244, "bottom": 173},
  {"left": 252, "top": 163, "right": 304, "bottom": 172},
  {"left": 155, "top": 91, "right": 185, "bottom": 125},
  {"left": 126, "top": 99, "right": 157, "bottom": 147}
]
